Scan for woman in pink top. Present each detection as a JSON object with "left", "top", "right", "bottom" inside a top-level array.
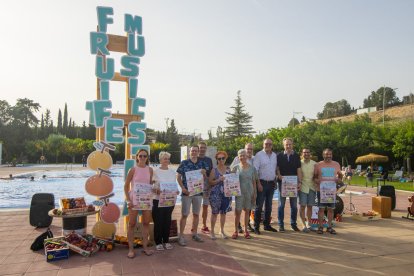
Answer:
[{"left": 124, "top": 149, "right": 154, "bottom": 258}]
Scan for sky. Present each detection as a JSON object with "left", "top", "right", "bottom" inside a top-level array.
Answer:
[{"left": 1, "top": 0, "right": 413, "bottom": 138}]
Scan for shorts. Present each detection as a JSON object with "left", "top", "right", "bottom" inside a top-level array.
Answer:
[
  {"left": 299, "top": 190, "right": 316, "bottom": 206},
  {"left": 316, "top": 191, "right": 335, "bottom": 209},
  {"left": 181, "top": 195, "right": 202, "bottom": 216},
  {"left": 202, "top": 192, "right": 210, "bottom": 206}
]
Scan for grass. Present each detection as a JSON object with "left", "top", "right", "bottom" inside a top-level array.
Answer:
[{"left": 347, "top": 174, "right": 414, "bottom": 192}]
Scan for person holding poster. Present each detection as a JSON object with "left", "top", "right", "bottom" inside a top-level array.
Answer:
[
  {"left": 253, "top": 138, "right": 277, "bottom": 234},
  {"left": 276, "top": 137, "right": 302, "bottom": 232},
  {"left": 176, "top": 146, "right": 207, "bottom": 246},
  {"left": 124, "top": 149, "right": 154, "bottom": 258},
  {"left": 299, "top": 148, "right": 317, "bottom": 233},
  {"left": 199, "top": 142, "right": 214, "bottom": 235},
  {"left": 208, "top": 151, "right": 231, "bottom": 240},
  {"left": 152, "top": 151, "right": 177, "bottom": 251},
  {"left": 232, "top": 149, "right": 257, "bottom": 239},
  {"left": 314, "top": 148, "right": 342, "bottom": 235}
]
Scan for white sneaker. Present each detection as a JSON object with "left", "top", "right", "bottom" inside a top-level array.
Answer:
[
  {"left": 192, "top": 234, "right": 204, "bottom": 242},
  {"left": 178, "top": 236, "right": 187, "bottom": 246},
  {"left": 156, "top": 244, "right": 164, "bottom": 251},
  {"left": 164, "top": 243, "right": 173, "bottom": 250}
]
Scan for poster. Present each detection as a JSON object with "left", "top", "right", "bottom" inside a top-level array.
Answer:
[
  {"left": 160, "top": 182, "right": 178, "bottom": 193},
  {"left": 131, "top": 183, "right": 153, "bottom": 210},
  {"left": 223, "top": 173, "right": 241, "bottom": 197},
  {"left": 320, "top": 181, "right": 336, "bottom": 203},
  {"left": 281, "top": 175, "right": 298, "bottom": 197},
  {"left": 185, "top": 170, "right": 204, "bottom": 196},
  {"left": 159, "top": 192, "right": 177, "bottom": 207}
]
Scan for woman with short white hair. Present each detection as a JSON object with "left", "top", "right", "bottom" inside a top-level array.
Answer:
[{"left": 152, "top": 151, "right": 177, "bottom": 251}]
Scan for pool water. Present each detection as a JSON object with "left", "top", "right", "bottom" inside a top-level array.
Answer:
[{"left": 0, "top": 164, "right": 279, "bottom": 209}]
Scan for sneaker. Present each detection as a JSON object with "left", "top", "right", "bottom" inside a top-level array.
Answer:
[
  {"left": 192, "top": 234, "right": 204, "bottom": 242},
  {"left": 264, "top": 225, "right": 278, "bottom": 232},
  {"left": 279, "top": 226, "right": 285, "bottom": 233},
  {"left": 178, "top": 236, "right": 187, "bottom": 246},
  {"left": 164, "top": 243, "right": 173, "bottom": 250},
  {"left": 302, "top": 227, "right": 310, "bottom": 233},
  {"left": 201, "top": 226, "right": 210, "bottom": 234},
  {"left": 291, "top": 225, "right": 300, "bottom": 232},
  {"left": 155, "top": 244, "right": 164, "bottom": 251}
]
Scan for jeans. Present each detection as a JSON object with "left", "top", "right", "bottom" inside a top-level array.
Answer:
[
  {"left": 254, "top": 180, "right": 275, "bottom": 228},
  {"left": 278, "top": 184, "right": 298, "bottom": 227}
]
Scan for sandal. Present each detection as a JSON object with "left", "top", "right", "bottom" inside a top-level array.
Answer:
[
  {"left": 127, "top": 251, "right": 135, "bottom": 259},
  {"left": 231, "top": 231, "right": 238, "bottom": 239},
  {"left": 317, "top": 227, "right": 324, "bottom": 235},
  {"left": 244, "top": 231, "right": 252, "bottom": 239},
  {"left": 142, "top": 249, "right": 154, "bottom": 256},
  {"left": 326, "top": 227, "right": 337, "bottom": 235}
]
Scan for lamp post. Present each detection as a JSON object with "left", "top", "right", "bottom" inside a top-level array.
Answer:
[{"left": 382, "top": 86, "right": 398, "bottom": 126}]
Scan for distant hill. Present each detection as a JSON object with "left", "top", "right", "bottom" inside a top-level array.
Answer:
[{"left": 316, "top": 103, "right": 414, "bottom": 124}]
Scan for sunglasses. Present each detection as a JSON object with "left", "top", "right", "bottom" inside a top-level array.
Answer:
[
  {"left": 217, "top": 157, "right": 226, "bottom": 161},
  {"left": 138, "top": 155, "right": 147, "bottom": 158}
]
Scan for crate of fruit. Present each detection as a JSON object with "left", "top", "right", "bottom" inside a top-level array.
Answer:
[
  {"left": 352, "top": 210, "right": 380, "bottom": 221},
  {"left": 63, "top": 232, "right": 99, "bottom": 257},
  {"left": 44, "top": 237, "right": 69, "bottom": 262},
  {"left": 60, "top": 197, "right": 88, "bottom": 214}
]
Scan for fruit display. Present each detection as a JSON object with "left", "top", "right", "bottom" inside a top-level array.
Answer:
[
  {"left": 114, "top": 234, "right": 142, "bottom": 248},
  {"left": 362, "top": 210, "right": 378, "bottom": 217},
  {"left": 64, "top": 232, "right": 99, "bottom": 256},
  {"left": 44, "top": 237, "right": 69, "bottom": 262}
]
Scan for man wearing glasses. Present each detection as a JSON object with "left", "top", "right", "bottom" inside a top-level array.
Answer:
[
  {"left": 276, "top": 137, "right": 302, "bottom": 233},
  {"left": 176, "top": 146, "right": 207, "bottom": 246},
  {"left": 198, "top": 142, "right": 214, "bottom": 235},
  {"left": 299, "top": 148, "right": 316, "bottom": 233},
  {"left": 253, "top": 138, "right": 278, "bottom": 234}
]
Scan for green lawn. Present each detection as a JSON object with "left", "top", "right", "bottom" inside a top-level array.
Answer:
[{"left": 347, "top": 175, "right": 414, "bottom": 192}]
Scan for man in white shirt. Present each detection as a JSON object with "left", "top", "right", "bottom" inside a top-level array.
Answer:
[{"left": 253, "top": 138, "right": 278, "bottom": 234}]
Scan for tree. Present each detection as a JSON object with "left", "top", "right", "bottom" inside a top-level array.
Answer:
[
  {"left": 10, "top": 98, "right": 40, "bottom": 127},
  {"left": 0, "top": 100, "right": 11, "bottom": 126},
  {"left": 63, "top": 103, "right": 68, "bottom": 134},
  {"left": 317, "top": 99, "right": 352, "bottom": 119},
  {"left": 57, "top": 109, "right": 62, "bottom": 133},
  {"left": 165, "top": 119, "right": 180, "bottom": 163},
  {"left": 225, "top": 90, "right": 255, "bottom": 138},
  {"left": 363, "top": 87, "right": 400, "bottom": 108},
  {"left": 47, "top": 134, "right": 65, "bottom": 163},
  {"left": 288, "top": 118, "right": 300, "bottom": 127}
]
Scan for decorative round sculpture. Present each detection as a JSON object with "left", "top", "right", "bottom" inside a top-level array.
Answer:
[
  {"left": 87, "top": 150, "right": 113, "bottom": 171},
  {"left": 85, "top": 174, "right": 114, "bottom": 197},
  {"left": 92, "top": 220, "right": 116, "bottom": 238},
  {"left": 100, "top": 202, "right": 121, "bottom": 224}
]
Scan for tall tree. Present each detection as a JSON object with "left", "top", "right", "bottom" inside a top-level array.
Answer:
[
  {"left": 57, "top": 109, "right": 62, "bottom": 133},
  {"left": 0, "top": 100, "right": 11, "bottom": 126},
  {"left": 165, "top": 119, "right": 180, "bottom": 163},
  {"left": 363, "top": 87, "right": 400, "bottom": 108},
  {"left": 10, "top": 98, "right": 40, "bottom": 127},
  {"left": 63, "top": 103, "right": 68, "bottom": 134},
  {"left": 44, "top": 109, "right": 51, "bottom": 127},
  {"left": 317, "top": 99, "right": 352, "bottom": 119},
  {"left": 225, "top": 90, "right": 255, "bottom": 139}
]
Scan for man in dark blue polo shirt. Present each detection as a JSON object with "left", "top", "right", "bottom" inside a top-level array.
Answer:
[{"left": 276, "top": 137, "right": 302, "bottom": 232}]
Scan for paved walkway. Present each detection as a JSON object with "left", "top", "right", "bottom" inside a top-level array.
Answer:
[{"left": 0, "top": 185, "right": 413, "bottom": 275}]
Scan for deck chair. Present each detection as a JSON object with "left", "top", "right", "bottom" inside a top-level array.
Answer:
[
  {"left": 402, "top": 195, "right": 414, "bottom": 220},
  {"left": 391, "top": 170, "right": 403, "bottom": 181}
]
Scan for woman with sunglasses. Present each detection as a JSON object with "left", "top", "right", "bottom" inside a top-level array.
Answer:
[
  {"left": 208, "top": 151, "right": 232, "bottom": 239},
  {"left": 124, "top": 149, "right": 154, "bottom": 258},
  {"left": 232, "top": 149, "right": 257, "bottom": 239}
]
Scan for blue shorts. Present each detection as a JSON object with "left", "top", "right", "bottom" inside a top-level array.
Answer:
[
  {"left": 299, "top": 190, "right": 316, "bottom": 206},
  {"left": 316, "top": 191, "right": 335, "bottom": 209}
]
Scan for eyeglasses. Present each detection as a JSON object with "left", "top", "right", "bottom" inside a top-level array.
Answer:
[
  {"left": 265, "top": 143, "right": 272, "bottom": 146},
  {"left": 217, "top": 157, "right": 226, "bottom": 161},
  {"left": 138, "top": 155, "right": 147, "bottom": 158}
]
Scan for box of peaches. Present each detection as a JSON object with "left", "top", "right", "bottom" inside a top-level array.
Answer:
[{"left": 352, "top": 210, "right": 380, "bottom": 221}]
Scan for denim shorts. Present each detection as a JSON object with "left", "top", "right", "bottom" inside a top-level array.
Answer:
[
  {"left": 299, "top": 190, "right": 316, "bottom": 206},
  {"left": 316, "top": 191, "right": 336, "bottom": 209},
  {"left": 181, "top": 195, "right": 202, "bottom": 216}
]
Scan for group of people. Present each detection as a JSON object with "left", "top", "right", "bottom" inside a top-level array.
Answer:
[{"left": 123, "top": 139, "right": 343, "bottom": 258}]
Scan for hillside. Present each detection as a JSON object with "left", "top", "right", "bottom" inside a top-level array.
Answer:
[{"left": 316, "top": 103, "right": 414, "bottom": 124}]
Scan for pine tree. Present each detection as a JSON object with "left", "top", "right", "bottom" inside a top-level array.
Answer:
[
  {"left": 63, "top": 103, "right": 68, "bottom": 134},
  {"left": 57, "top": 109, "right": 62, "bottom": 133},
  {"left": 166, "top": 119, "right": 180, "bottom": 163},
  {"left": 225, "top": 90, "right": 254, "bottom": 139}
]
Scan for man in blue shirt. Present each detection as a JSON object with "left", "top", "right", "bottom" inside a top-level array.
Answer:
[
  {"left": 198, "top": 142, "right": 214, "bottom": 234},
  {"left": 176, "top": 145, "right": 207, "bottom": 246}
]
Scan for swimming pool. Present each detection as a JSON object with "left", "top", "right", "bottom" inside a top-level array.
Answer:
[{"left": 0, "top": 164, "right": 279, "bottom": 209}]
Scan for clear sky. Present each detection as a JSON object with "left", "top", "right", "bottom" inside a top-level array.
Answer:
[{"left": 1, "top": 0, "right": 413, "bottom": 138}]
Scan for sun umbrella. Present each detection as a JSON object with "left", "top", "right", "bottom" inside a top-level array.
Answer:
[{"left": 355, "top": 153, "right": 389, "bottom": 171}]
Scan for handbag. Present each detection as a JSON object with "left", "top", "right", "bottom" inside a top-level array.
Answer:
[{"left": 30, "top": 228, "right": 53, "bottom": 251}]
